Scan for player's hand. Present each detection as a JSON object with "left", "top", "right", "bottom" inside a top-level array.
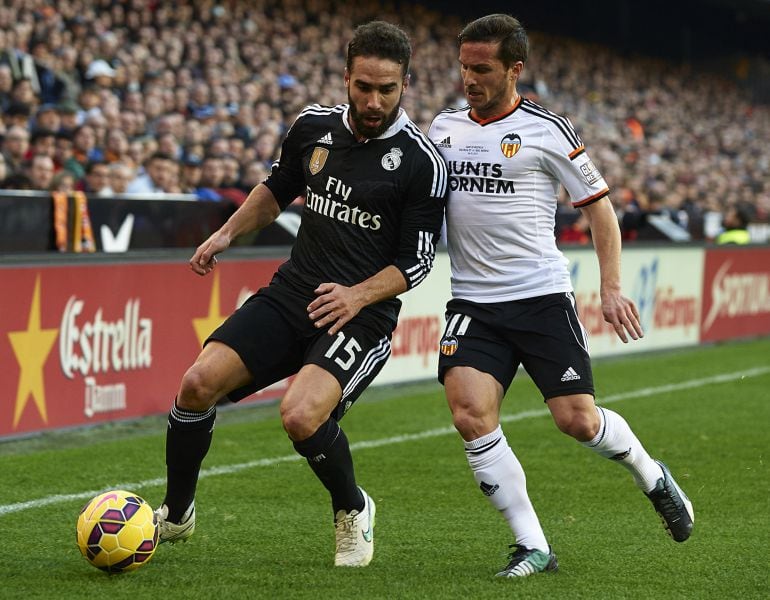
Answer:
[
  {"left": 601, "top": 289, "right": 644, "bottom": 343},
  {"left": 308, "top": 283, "right": 365, "bottom": 335},
  {"left": 189, "top": 231, "right": 230, "bottom": 276}
]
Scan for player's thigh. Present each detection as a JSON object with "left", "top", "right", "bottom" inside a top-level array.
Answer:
[
  {"left": 305, "top": 319, "right": 393, "bottom": 421},
  {"left": 516, "top": 292, "right": 595, "bottom": 401},
  {"left": 206, "top": 292, "right": 305, "bottom": 402},
  {"left": 178, "top": 340, "right": 254, "bottom": 409},
  {"left": 438, "top": 299, "right": 518, "bottom": 394}
]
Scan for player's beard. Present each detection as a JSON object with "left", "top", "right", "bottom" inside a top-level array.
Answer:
[{"left": 348, "top": 93, "right": 402, "bottom": 139}]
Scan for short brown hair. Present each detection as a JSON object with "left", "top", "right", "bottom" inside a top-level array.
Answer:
[{"left": 458, "top": 14, "right": 528, "bottom": 67}]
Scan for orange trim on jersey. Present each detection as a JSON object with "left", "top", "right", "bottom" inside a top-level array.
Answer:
[
  {"left": 569, "top": 145, "right": 586, "bottom": 159},
  {"left": 469, "top": 96, "right": 523, "bottom": 125},
  {"left": 572, "top": 188, "right": 609, "bottom": 208}
]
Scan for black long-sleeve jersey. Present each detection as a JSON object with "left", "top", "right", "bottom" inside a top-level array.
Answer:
[{"left": 263, "top": 103, "right": 448, "bottom": 326}]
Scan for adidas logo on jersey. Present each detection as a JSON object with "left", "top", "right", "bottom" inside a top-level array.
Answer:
[
  {"left": 560, "top": 367, "right": 581, "bottom": 382},
  {"left": 316, "top": 132, "right": 333, "bottom": 145},
  {"left": 436, "top": 136, "right": 451, "bottom": 148}
]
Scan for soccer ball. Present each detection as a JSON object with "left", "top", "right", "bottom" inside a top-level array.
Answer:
[{"left": 76, "top": 490, "right": 159, "bottom": 573}]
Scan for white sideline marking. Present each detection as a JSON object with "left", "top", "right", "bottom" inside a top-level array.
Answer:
[{"left": 1, "top": 366, "right": 768, "bottom": 517}]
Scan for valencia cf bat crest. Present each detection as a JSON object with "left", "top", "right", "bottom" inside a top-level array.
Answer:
[{"left": 500, "top": 133, "right": 521, "bottom": 158}]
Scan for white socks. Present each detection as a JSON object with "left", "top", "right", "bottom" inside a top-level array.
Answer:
[
  {"left": 582, "top": 406, "right": 664, "bottom": 492},
  {"left": 465, "top": 425, "right": 549, "bottom": 552}
]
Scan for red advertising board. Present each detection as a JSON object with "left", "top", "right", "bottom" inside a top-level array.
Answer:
[
  {"left": 1, "top": 257, "right": 283, "bottom": 439},
  {"left": 701, "top": 247, "right": 770, "bottom": 342}
]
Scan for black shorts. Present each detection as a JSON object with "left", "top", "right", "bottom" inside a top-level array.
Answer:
[
  {"left": 207, "top": 282, "right": 394, "bottom": 420},
  {"left": 437, "top": 293, "right": 594, "bottom": 400}
]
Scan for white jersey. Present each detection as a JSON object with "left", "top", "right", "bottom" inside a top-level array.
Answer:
[{"left": 429, "top": 97, "right": 609, "bottom": 302}]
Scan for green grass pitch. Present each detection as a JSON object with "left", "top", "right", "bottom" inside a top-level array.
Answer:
[{"left": 1, "top": 338, "right": 768, "bottom": 599}]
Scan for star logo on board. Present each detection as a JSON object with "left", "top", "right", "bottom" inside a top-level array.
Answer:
[
  {"left": 192, "top": 270, "right": 228, "bottom": 347},
  {"left": 8, "top": 274, "right": 59, "bottom": 429}
]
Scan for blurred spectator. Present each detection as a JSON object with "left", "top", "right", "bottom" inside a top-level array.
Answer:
[
  {"left": 157, "top": 132, "right": 183, "bottom": 161},
  {"left": 103, "top": 128, "right": 132, "bottom": 165},
  {"left": 254, "top": 130, "right": 280, "bottom": 169},
  {"left": 194, "top": 154, "right": 224, "bottom": 201},
  {"left": 239, "top": 160, "right": 270, "bottom": 192},
  {"left": 558, "top": 212, "right": 592, "bottom": 246},
  {"left": 0, "top": 152, "right": 6, "bottom": 183},
  {"left": 218, "top": 153, "right": 247, "bottom": 205},
  {"left": 180, "top": 154, "right": 203, "bottom": 194},
  {"left": 49, "top": 169, "right": 76, "bottom": 192},
  {"left": 4, "top": 101, "right": 32, "bottom": 129},
  {"left": 0, "top": 64, "right": 13, "bottom": 112},
  {"left": 54, "top": 46, "right": 82, "bottom": 103},
  {"left": 108, "top": 162, "right": 135, "bottom": 195},
  {"left": 126, "top": 152, "right": 174, "bottom": 194},
  {"left": 34, "top": 104, "right": 61, "bottom": 133},
  {"left": 165, "top": 159, "right": 182, "bottom": 193},
  {"left": 716, "top": 204, "right": 752, "bottom": 245},
  {"left": 27, "top": 128, "right": 56, "bottom": 161},
  {"left": 0, "top": 173, "right": 33, "bottom": 189},
  {"left": 29, "top": 37, "right": 64, "bottom": 105},
  {"left": 85, "top": 59, "right": 117, "bottom": 89},
  {"left": 56, "top": 99, "right": 82, "bottom": 131},
  {"left": 81, "top": 160, "right": 112, "bottom": 196},
  {"left": 24, "top": 154, "right": 55, "bottom": 191},
  {"left": 2, "top": 125, "right": 30, "bottom": 176},
  {"left": 70, "top": 124, "right": 100, "bottom": 171},
  {"left": 127, "top": 136, "right": 157, "bottom": 169},
  {"left": 10, "top": 79, "right": 37, "bottom": 110},
  {"left": 54, "top": 130, "right": 82, "bottom": 179}
]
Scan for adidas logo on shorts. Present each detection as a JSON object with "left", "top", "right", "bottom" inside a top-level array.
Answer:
[{"left": 560, "top": 367, "right": 581, "bottom": 382}]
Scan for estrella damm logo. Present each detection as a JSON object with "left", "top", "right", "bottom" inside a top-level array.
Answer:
[
  {"left": 309, "top": 147, "right": 329, "bottom": 175},
  {"left": 440, "top": 335, "right": 459, "bottom": 356},
  {"left": 500, "top": 133, "right": 521, "bottom": 158}
]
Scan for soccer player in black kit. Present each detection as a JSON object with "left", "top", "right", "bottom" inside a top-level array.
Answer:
[{"left": 153, "top": 21, "right": 447, "bottom": 568}]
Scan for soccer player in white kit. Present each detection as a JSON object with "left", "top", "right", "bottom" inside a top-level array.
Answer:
[{"left": 429, "top": 14, "right": 694, "bottom": 578}]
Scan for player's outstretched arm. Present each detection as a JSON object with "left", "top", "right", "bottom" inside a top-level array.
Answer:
[
  {"left": 581, "top": 196, "right": 644, "bottom": 343},
  {"left": 190, "top": 183, "right": 281, "bottom": 276}
]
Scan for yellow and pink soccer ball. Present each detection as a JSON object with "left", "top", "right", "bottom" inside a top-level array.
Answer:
[{"left": 76, "top": 490, "right": 158, "bottom": 574}]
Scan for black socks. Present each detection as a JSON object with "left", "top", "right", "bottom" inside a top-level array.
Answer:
[
  {"left": 164, "top": 402, "right": 216, "bottom": 522},
  {"left": 293, "top": 418, "right": 363, "bottom": 515}
]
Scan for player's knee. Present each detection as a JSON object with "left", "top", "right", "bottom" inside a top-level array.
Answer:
[
  {"left": 280, "top": 405, "right": 318, "bottom": 441},
  {"left": 177, "top": 367, "right": 218, "bottom": 412},
  {"left": 553, "top": 409, "right": 599, "bottom": 442},
  {"left": 451, "top": 406, "right": 491, "bottom": 441}
]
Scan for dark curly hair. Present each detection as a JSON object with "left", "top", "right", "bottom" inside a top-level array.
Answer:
[{"left": 347, "top": 21, "right": 411, "bottom": 77}]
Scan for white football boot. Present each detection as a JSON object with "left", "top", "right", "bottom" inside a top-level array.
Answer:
[
  {"left": 154, "top": 502, "right": 196, "bottom": 544},
  {"left": 334, "top": 487, "right": 376, "bottom": 567}
]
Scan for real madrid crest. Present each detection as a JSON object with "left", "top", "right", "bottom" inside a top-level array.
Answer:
[
  {"left": 309, "top": 147, "right": 329, "bottom": 175},
  {"left": 500, "top": 133, "right": 521, "bottom": 158},
  {"left": 381, "top": 147, "right": 403, "bottom": 171}
]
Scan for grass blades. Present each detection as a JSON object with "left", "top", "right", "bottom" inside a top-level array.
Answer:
[{"left": 1, "top": 339, "right": 769, "bottom": 599}]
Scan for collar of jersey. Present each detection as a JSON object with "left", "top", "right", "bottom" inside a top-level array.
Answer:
[
  {"left": 467, "top": 96, "right": 523, "bottom": 126},
  {"left": 341, "top": 105, "right": 410, "bottom": 141}
]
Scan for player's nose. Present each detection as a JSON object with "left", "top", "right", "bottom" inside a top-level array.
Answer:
[{"left": 366, "top": 92, "right": 383, "bottom": 110}]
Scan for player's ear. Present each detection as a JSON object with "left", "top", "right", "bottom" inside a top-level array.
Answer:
[
  {"left": 344, "top": 68, "right": 350, "bottom": 88},
  {"left": 402, "top": 72, "right": 410, "bottom": 93}
]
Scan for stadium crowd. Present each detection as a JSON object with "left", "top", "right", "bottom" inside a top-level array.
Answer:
[{"left": 0, "top": 0, "right": 768, "bottom": 242}]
